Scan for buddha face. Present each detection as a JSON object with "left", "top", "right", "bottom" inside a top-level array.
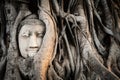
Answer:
[{"left": 18, "top": 24, "right": 45, "bottom": 58}]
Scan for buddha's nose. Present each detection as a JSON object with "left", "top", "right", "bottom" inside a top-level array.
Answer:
[{"left": 29, "top": 34, "right": 38, "bottom": 48}]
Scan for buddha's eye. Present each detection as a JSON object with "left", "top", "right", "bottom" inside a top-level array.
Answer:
[
  {"left": 36, "top": 33, "right": 43, "bottom": 38},
  {"left": 22, "top": 32, "right": 30, "bottom": 37}
]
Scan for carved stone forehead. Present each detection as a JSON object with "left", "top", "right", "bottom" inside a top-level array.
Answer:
[
  {"left": 20, "top": 19, "right": 46, "bottom": 27},
  {"left": 17, "top": 17, "right": 46, "bottom": 35}
]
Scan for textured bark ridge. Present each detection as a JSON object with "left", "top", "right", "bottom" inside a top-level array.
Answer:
[
  {"left": 34, "top": 9, "right": 57, "bottom": 80},
  {"left": 0, "top": 0, "right": 120, "bottom": 80}
]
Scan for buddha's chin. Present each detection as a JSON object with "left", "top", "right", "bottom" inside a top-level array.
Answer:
[{"left": 28, "top": 52, "right": 37, "bottom": 57}]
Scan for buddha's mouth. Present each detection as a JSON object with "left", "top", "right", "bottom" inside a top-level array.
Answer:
[{"left": 27, "top": 48, "right": 38, "bottom": 52}]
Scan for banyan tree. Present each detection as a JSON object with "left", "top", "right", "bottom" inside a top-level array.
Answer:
[{"left": 0, "top": 0, "right": 120, "bottom": 80}]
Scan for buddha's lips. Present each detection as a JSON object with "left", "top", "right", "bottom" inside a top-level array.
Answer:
[{"left": 27, "top": 49, "right": 38, "bottom": 52}]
